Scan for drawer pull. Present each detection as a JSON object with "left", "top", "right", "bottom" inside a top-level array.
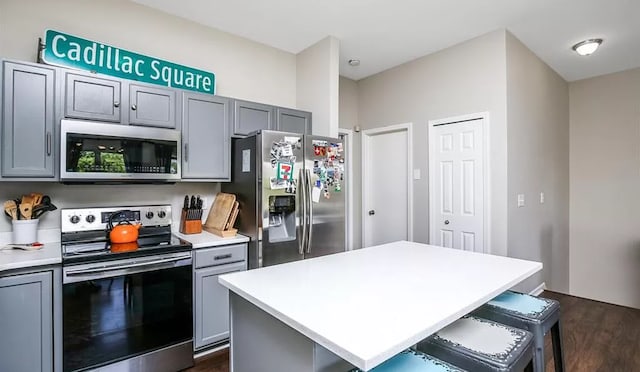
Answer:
[{"left": 214, "top": 254, "right": 233, "bottom": 260}]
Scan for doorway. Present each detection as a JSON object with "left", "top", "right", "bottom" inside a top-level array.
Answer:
[
  {"left": 428, "top": 113, "right": 489, "bottom": 252},
  {"left": 362, "top": 123, "right": 413, "bottom": 248}
]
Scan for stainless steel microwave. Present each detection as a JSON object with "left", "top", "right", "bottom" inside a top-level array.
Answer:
[{"left": 61, "top": 120, "right": 181, "bottom": 182}]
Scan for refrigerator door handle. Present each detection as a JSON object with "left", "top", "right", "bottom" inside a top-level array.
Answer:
[
  {"left": 305, "top": 169, "right": 313, "bottom": 253},
  {"left": 298, "top": 169, "right": 306, "bottom": 255}
]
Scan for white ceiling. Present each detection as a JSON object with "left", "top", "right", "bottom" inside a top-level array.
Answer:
[{"left": 132, "top": 0, "right": 640, "bottom": 82}]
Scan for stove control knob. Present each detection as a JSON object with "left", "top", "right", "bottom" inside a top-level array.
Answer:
[
  {"left": 70, "top": 215, "right": 80, "bottom": 224},
  {"left": 86, "top": 215, "right": 96, "bottom": 223},
  {"left": 145, "top": 211, "right": 154, "bottom": 219},
  {"left": 157, "top": 210, "right": 167, "bottom": 219}
]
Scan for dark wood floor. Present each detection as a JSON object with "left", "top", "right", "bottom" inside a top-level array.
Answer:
[{"left": 186, "top": 291, "right": 640, "bottom": 371}]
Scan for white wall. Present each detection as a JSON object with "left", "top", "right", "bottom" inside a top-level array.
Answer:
[
  {"left": 569, "top": 67, "right": 640, "bottom": 308},
  {"left": 339, "top": 76, "right": 362, "bottom": 249},
  {"left": 0, "top": 0, "right": 297, "bottom": 106},
  {"left": 505, "top": 32, "right": 570, "bottom": 293},
  {"left": 296, "top": 36, "right": 340, "bottom": 137},
  {"left": 356, "top": 30, "right": 509, "bottom": 257}
]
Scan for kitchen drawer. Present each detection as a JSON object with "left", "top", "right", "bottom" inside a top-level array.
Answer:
[{"left": 195, "top": 243, "right": 247, "bottom": 269}]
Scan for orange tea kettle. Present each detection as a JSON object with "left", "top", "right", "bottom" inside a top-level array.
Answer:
[{"left": 107, "top": 210, "right": 141, "bottom": 244}]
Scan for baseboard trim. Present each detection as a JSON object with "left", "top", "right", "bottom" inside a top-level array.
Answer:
[
  {"left": 529, "top": 282, "right": 546, "bottom": 296},
  {"left": 194, "top": 342, "right": 229, "bottom": 359}
]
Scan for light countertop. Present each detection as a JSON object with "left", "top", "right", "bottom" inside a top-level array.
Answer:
[
  {"left": 0, "top": 229, "right": 62, "bottom": 273},
  {"left": 173, "top": 230, "right": 249, "bottom": 248},
  {"left": 219, "top": 241, "right": 542, "bottom": 371}
]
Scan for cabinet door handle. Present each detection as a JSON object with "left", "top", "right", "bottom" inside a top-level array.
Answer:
[
  {"left": 46, "top": 132, "right": 52, "bottom": 156},
  {"left": 131, "top": 104, "right": 137, "bottom": 111},
  {"left": 114, "top": 101, "right": 120, "bottom": 108},
  {"left": 184, "top": 143, "right": 189, "bottom": 162},
  {"left": 214, "top": 254, "right": 233, "bottom": 261}
]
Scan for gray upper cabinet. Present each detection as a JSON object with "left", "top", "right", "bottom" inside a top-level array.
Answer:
[
  {"left": 233, "top": 100, "right": 275, "bottom": 136},
  {"left": 182, "top": 93, "right": 231, "bottom": 180},
  {"left": 276, "top": 107, "right": 312, "bottom": 134},
  {"left": 129, "top": 84, "right": 176, "bottom": 128},
  {"left": 65, "top": 72, "right": 121, "bottom": 122},
  {"left": 2, "top": 61, "right": 56, "bottom": 178},
  {"left": 0, "top": 271, "right": 53, "bottom": 372}
]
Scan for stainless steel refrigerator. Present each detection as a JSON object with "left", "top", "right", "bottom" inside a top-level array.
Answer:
[{"left": 222, "top": 130, "right": 346, "bottom": 269}]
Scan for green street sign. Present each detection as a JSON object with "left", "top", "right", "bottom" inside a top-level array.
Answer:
[{"left": 42, "top": 29, "right": 215, "bottom": 95}]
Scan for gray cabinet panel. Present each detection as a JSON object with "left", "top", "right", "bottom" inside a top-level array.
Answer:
[
  {"left": 233, "top": 100, "right": 275, "bottom": 136},
  {"left": 65, "top": 73, "right": 121, "bottom": 122},
  {"left": 182, "top": 93, "right": 230, "bottom": 180},
  {"left": 129, "top": 84, "right": 176, "bottom": 128},
  {"left": 276, "top": 107, "right": 312, "bottom": 134},
  {"left": 2, "top": 62, "right": 55, "bottom": 177},
  {"left": 0, "top": 271, "right": 53, "bottom": 372},
  {"left": 194, "top": 262, "right": 246, "bottom": 350}
]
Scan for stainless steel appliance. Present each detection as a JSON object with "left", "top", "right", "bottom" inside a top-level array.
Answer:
[
  {"left": 61, "top": 120, "right": 181, "bottom": 182},
  {"left": 61, "top": 205, "right": 193, "bottom": 372},
  {"left": 222, "top": 130, "right": 346, "bottom": 269}
]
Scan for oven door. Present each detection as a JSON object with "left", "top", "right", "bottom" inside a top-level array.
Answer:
[
  {"left": 61, "top": 119, "right": 181, "bottom": 182},
  {"left": 62, "top": 252, "right": 192, "bottom": 372}
]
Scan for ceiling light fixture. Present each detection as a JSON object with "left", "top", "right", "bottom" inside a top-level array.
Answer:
[
  {"left": 572, "top": 39, "right": 603, "bottom": 56},
  {"left": 348, "top": 59, "right": 360, "bottom": 67}
]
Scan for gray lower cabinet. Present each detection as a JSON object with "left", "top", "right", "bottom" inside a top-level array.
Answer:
[
  {"left": 0, "top": 271, "right": 53, "bottom": 372},
  {"left": 233, "top": 99, "right": 275, "bottom": 136},
  {"left": 182, "top": 93, "right": 231, "bottom": 180},
  {"left": 2, "top": 61, "right": 56, "bottom": 178},
  {"left": 64, "top": 72, "right": 122, "bottom": 122},
  {"left": 129, "top": 84, "right": 176, "bottom": 128},
  {"left": 194, "top": 243, "right": 247, "bottom": 350},
  {"left": 276, "top": 107, "right": 312, "bottom": 134}
]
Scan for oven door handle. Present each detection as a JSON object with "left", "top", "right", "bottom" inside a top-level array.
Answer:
[{"left": 63, "top": 254, "right": 192, "bottom": 283}]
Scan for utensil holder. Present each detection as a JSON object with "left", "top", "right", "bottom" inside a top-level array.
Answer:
[
  {"left": 179, "top": 210, "right": 202, "bottom": 234},
  {"left": 12, "top": 219, "right": 39, "bottom": 244}
]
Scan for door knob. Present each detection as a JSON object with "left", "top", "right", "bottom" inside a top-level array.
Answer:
[
  {"left": 368, "top": 210, "right": 375, "bottom": 216},
  {"left": 131, "top": 104, "right": 137, "bottom": 111},
  {"left": 444, "top": 220, "right": 450, "bottom": 225}
]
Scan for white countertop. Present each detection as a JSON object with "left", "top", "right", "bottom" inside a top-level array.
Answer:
[
  {"left": 173, "top": 230, "right": 249, "bottom": 248},
  {"left": 219, "top": 241, "right": 542, "bottom": 371},
  {"left": 0, "top": 229, "right": 62, "bottom": 273}
]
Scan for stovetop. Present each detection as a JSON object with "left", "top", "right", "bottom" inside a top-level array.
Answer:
[
  {"left": 60, "top": 205, "right": 192, "bottom": 265},
  {"left": 62, "top": 232, "right": 192, "bottom": 264}
]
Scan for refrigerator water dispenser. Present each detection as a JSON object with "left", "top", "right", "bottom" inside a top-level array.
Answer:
[{"left": 268, "top": 195, "right": 296, "bottom": 243}]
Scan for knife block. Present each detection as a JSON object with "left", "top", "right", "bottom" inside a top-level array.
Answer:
[{"left": 179, "top": 210, "right": 202, "bottom": 234}]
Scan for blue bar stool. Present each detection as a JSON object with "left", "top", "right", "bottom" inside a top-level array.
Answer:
[
  {"left": 471, "top": 291, "right": 565, "bottom": 372},
  {"left": 417, "top": 316, "right": 534, "bottom": 372},
  {"left": 349, "top": 349, "right": 466, "bottom": 371}
]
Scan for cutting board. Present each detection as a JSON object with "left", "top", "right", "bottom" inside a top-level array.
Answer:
[{"left": 204, "top": 193, "right": 236, "bottom": 231}]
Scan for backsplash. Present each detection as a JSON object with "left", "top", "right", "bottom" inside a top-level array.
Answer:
[{"left": 0, "top": 182, "right": 221, "bottom": 232}]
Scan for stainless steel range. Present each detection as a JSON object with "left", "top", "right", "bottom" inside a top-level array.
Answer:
[{"left": 61, "top": 205, "right": 193, "bottom": 372}]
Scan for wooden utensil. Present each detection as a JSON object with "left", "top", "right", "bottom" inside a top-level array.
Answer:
[
  {"left": 30, "top": 193, "right": 43, "bottom": 206},
  {"left": 4, "top": 200, "right": 18, "bottom": 220},
  {"left": 204, "top": 193, "right": 236, "bottom": 231},
  {"left": 226, "top": 202, "right": 240, "bottom": 230},
  {"left": 19, "top": 195, "right": 33, "bottom": 220}
]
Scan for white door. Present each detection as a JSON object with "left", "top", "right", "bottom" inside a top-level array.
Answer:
[
  {"left": 363, "top": 125, "right": 412, "bottom": 247},
  {"left": 430, "top": 119, "right": 484, "bottom": 252}
]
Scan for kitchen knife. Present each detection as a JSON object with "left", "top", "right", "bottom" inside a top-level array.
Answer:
[
  {"left": 196, "top": 195, "right": 202, "bottom": 209},
  {"left": 190, "top": 195, "right": 196, "bottom": 209},
  {"left": 183, "top": 195, "right": 189, "bottom": 210}
]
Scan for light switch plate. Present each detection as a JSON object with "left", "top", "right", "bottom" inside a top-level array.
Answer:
[
  {"left": 517, "top": 194, "right": 525, "bottom": 207},
  {"left": 413, "top": 169, "right": 421, "bottom": 180},
  {"left": 540, "top": 192, "right": 545, "bottom": 204}
]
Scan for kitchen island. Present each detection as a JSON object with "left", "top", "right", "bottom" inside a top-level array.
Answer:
[{"left": 219, "top": 241, "right": 542, "bottom": 372}]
